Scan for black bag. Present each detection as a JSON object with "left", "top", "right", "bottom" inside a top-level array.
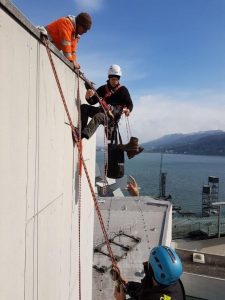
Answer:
[{"left": 106, "top": 126, "right": 124, "bottom": 179}]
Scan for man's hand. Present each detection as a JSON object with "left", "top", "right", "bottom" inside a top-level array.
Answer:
[
  {"left": 86, "top": 89, "right": 95, "bottom": 98},
  {"left": 36, "top": 26, "right": 48, "bottom": 37},
  {"left": 73, "top": 61, "right": 81, "bottom": 69},
  {"left": 127, "top": 182, "right": 139, "bottom": 196},
  {"left": 123, "top": 108, "right": 130, "bottom": 117},
  {"left": 127, "top": 176, "right": 139, "bottom": 196},
  {"left": 114, "top": 283, "right": 126, "bottom": 300}
]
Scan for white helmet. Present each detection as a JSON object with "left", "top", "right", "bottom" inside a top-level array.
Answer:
[{"left": 108, "top": 64, "right": 122, "bottom": 77}]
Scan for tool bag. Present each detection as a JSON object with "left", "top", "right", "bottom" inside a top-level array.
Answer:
[{"left": 106, "top": 125, "right": 124, "bottom": 179}]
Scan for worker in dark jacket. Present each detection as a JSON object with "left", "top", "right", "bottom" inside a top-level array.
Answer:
[
  {"left": 80, "top": 64, "right": 133, "bottom": 139},
  {"left": 114, "top": 246, "right": 186, "bottom": 300}
]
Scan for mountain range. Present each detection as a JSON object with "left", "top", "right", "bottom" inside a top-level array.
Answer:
[{"left": 142, "top": 130, "right": 225, "bottom": 156}]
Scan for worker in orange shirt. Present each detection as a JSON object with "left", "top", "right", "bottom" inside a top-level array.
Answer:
[{"left": 45, "top": 13, "right": 92, "bottom": 69}]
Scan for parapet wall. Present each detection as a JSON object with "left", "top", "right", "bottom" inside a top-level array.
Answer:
[
  {"left": 177, "top": 248, "right": 225, "bottom": 299},
  {"left": 0, "top": 1, "right": 95, "bottom": 299},
  {"left": 177, "top": 248, "right": 225, "bottom": 278}
]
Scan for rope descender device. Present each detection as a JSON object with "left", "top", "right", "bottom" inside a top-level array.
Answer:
[
  {"left": 110, "top": 266, "right": 126, "bottom": 287},
  {"left": 84, "top": 80, "right": 114, "bottom": 120},
  {"left": 110, "top": 266, "right": 127, "bottom": 296}
]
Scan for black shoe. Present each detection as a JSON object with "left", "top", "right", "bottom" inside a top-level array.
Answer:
[
  {"left": 81, "top": 132, "right": 89, "bottom": 139},
  {"left": 80, "top": 128, "right": 89, "bottom": 139}
]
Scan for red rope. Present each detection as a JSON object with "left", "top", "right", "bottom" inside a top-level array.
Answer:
[
  {"left": 102, "top": 115, "right": 109, "bottom": 196},
  {"left": 76, "top": 73, "right": 83, "bottom": 176},
  {"left": 43, "top": 38, "right": 120, "bottom": 276}
]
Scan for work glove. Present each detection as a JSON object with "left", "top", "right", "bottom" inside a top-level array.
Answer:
[{"left": 36, "top": 26, "right": 48, "bottom": 37}]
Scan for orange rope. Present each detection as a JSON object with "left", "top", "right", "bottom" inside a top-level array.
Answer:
[
  {"left": 43, "top": 38, "right": 121, "bottom": 277},
  {"left": 76, "top": 73, "right": 83, "bottom": 176}
]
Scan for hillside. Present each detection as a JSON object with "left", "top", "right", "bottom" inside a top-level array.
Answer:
[{"left": 143, "top": 130, "right": 225, "bottom": 156}]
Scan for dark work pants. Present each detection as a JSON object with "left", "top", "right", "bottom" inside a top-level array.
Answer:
[{"left": 81, "top": 104, "right": 106, "bottom": 139}]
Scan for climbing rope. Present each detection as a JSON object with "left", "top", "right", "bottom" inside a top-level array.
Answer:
[
  {"left": 43, "top": 38, "right": 121, "bottom": 281},
  {"left": 125, "top": 116, "right": 132, "bottom": 142},
  {"left": 76, "top": 72, "right": 82, "bottom": 300},
  {"left": 82, "top": 75, "right": 109, "bottom": 119},
  {"left": 76, "top": 72, "right": 83, "bottom": 176},
  {"left": 102, "top": 115, "right": 109, "bottom": 196}
]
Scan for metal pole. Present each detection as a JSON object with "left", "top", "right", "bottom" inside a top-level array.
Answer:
[
  {"left": 218, "top": 205, "right": 221, "bottom": 238},
  {"left": 158, "top": 153, "right": 163, "bottom": 198}
]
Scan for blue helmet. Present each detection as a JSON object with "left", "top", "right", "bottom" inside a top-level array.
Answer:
[{"left": 149, "top": 246, "right": 183, "bottom": 286}]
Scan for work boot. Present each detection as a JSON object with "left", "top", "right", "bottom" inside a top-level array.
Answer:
[
  {"left": 119, "top": 137, "right": 139, "bottom": 152},
  {"left": 127, "top": 146, "right": 144, "bottom": 159}
]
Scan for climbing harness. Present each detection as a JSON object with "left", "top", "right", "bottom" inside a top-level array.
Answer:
[
  {"left": 83, "top": 79, "right": 113, "bottom": 119},
  {"left": 103, "top": 84, "right": 122, "bottom": 120},
  {"left": 42, "top": 37, "right": 123, "bottom": 292},
  {"left": 84, "top": 80, "right": 123, "bottom": 121}
]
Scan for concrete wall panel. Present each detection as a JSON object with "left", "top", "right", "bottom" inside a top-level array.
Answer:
[{"left": 0, "top": 2, "right": 95, "bottom": 299}]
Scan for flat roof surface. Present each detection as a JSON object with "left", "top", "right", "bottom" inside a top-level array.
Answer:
[
  {"left": 93, "top": 196, "right": 172, "bottom": 300},
  {"left": 175, "top": 237, "right": 225, "bottom": 256},
  {"left": 177, "top": 248, "right": 225, "bottom": 279}
]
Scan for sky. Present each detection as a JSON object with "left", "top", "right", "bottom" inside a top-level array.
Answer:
[{"left": 12, "top": 0, "right": 225, "bottom": 144}]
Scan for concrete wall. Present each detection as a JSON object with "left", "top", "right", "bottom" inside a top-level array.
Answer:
[{"left": 0, "top": 1, "right": 95, "bottom": 299}]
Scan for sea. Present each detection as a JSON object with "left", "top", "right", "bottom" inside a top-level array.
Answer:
[{"left": 96, "top": 152, "right": 225, "bottom": 216}]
